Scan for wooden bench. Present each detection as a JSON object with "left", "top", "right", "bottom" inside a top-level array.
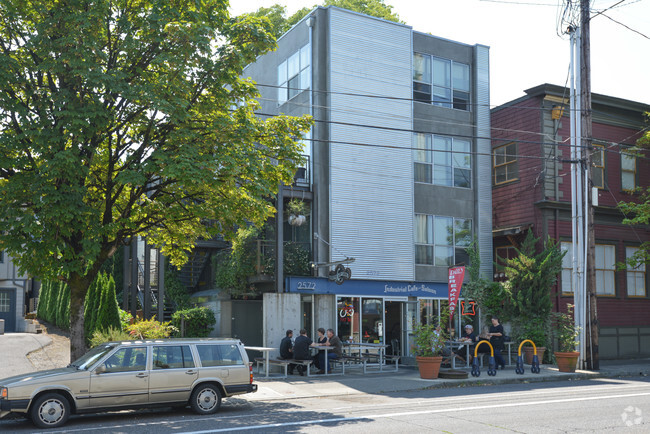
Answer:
[{"left": 254, "top": 357, "right": 314, "bottom": 377}]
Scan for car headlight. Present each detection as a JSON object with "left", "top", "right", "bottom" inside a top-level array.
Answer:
[{"left": 0, "top": 387, "right": 7, "bottom": 399}]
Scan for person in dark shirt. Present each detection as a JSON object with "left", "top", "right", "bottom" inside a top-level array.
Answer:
[
  {"left": 279, "top": 330, "right": 295, "bottom": 375},
  {"left": 454, "top": 324, "right": 478, "bottom": 363},
  {"left": 488, "top": 316, "right": 507, "bottom": 369},
  {"left": 312, "top": 327, "right": 327, "bottom": 369},
  {"left": 293, "top": 329, "right": 313, "bottom": 376},
  {"left": 318, "top": 328, "right": 342, "bottom": 374}
]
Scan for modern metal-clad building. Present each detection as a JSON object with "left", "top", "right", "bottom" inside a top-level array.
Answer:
[{"left": 243, "top": 6, "right": 492, "bottom": 360}]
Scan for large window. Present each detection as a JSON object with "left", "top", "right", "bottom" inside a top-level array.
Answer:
[
  {"left": 415, "top": 215, "right": 472, "bottom": 266},
  {"left": 592, "top": 145, "right": 605, "bottom": 189},
  {"left": 493, "top": 143, "right": 518, "bottom": 185},
  {"left": 561, "top": 242, "right": 573, "bottom": 293},
  {"left": 626, "top": 247, "right": 646, "bottom": 297},
  {"left": 561, "top": 242, "right": 616, "bottom": 295},
  {"left": 413, "top": 53, "right": 470, "bottom": 110},
  {"left": 595, "top": 244, "right": 616, "bottom": 295},
  {"left": 278, "top": 44, "right": 311, "bottom": 104},
  {"left": 621, "top": 151, "right": 636, "bottom": 191},
  {"left": 413, "top": 133, "right": 471, "bottom": 188}
]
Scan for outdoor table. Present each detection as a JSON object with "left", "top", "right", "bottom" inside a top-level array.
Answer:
[
  {"left": 244, "top": 346, "right": 276, "bottom": 378},
  {"left": 311, "top": 344, "right": 331, "bottom": 374},
  {"left": 448, "top": 340, "right": 473, "bottom": 368},
  {"left": 342, "top": 342, "right": 388, "bottom": 371}
]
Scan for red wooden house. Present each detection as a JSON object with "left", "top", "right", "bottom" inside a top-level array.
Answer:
[{"left": 492, "top": 84, "right": 650, "bottom": 359}]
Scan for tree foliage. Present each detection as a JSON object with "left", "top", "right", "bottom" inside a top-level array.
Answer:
[
  {"left": 501, "top": 230, "right": 565, "bottom": 347},
  {"left": 462, "top": 239, "right": 508, "bottom": 323},
  {"left": 0, "top": 0, "right": 311, "bottom": 360},
  {"left": 248, "top": 0, "right": 403, "bottom": 39},
  {"left": 618, "top": 115, "right": 650, "bottom": 269}
]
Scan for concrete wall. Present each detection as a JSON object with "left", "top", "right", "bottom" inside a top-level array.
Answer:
[
  {"left": 263, "top": 293, "right": 302, "bottom": 358},
  {"left": 313, "top": 294, "right": 336, "bottom": 333}
]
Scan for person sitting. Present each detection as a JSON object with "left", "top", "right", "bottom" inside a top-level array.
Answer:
[
  {"left": 318, "top": 329, "right": 342, "bottom": 374},
  {"left": 312, "top": 327, "right": 327, "bottom": 369},
  {"left": 454, "top": 324, "right": 478, "bottom": 363},
  {"left": 279, "top": 329, "right": 296, "bottom": 375},
  {"left": 293, "top": 329, "right": 313, "bottom": 376}
]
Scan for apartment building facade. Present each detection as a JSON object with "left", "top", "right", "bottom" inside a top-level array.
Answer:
[
  {"left": 243, "top": 7, "right": 492, "bottom": 359},
  {"left": 491, "top": 84, "right": 650, "bottom": 359}
]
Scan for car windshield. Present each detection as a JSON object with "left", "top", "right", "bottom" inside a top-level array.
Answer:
[{"left": 70, "top": 343, "right": 118, "bottom": 370}]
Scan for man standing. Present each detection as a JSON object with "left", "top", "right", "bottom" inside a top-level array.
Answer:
[
  {"left": 293, "top": 329, "right": 312, "bottom": 376},
  {"left": 319, "top": 328, "right": 342, "bottom": 374},
  {"left": 279, "top": 330, "right": 295, "bottom": 375}
]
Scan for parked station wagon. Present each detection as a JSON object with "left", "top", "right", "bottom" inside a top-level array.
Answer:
[{"left": 0, "top": 338, "right": 257, "bottom": 428}]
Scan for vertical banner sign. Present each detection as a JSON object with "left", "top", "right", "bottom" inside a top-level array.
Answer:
[{"left": 448, "top": 266, "right": 466, "bottom": 318}]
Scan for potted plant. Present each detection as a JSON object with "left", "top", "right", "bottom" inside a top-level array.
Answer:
[
  {"left": 552, "top": 306, "right": 580, "bottom": 372},
  {"left": 286, "top": 198, "right": 308, "bottom": 226},
  {"left": 412, "top": 323, "right": 446, "bottom": 379}
]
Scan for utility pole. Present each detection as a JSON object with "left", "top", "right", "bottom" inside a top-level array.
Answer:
[{"left": 581, "top": 0, "right": 599, "bottom": 370}]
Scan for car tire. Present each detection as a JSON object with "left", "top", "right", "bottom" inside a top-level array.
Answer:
[
  {"left": 190, "top": 384, "right": 222, "bottom": 415},
  {"left": 30, "top": 393, "right": 70, "bottom": 429}
]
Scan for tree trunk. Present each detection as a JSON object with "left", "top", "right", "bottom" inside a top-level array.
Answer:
[{"left": 68, "top": 273, "right": 91, "bottom": 362}]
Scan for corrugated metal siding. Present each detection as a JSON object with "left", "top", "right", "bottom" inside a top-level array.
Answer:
[
  {"left": 328, "top": 9, "right": 414, "bottom": 281},
  {"left": 474, "top": 45, "right": 492, "bottom": 278}
]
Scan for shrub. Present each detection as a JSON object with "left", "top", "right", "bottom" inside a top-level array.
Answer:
[
  {"left": 90, "top": 326, "right": 134, "bottom": 348},
  {"left": 171, "top": 307, "right": 216, "bottom": 337},
  {"left": 126, "top": 317, "right": 176, "bottom": 339},
  {"left": 95, "top": 274, "right": 121, "bottom": 332},
  {"left": 119, "top": 309, "right": 133, "bottom": 331},
  {"left": 37, "top": 280, "right": 51, "bottom": 322}
]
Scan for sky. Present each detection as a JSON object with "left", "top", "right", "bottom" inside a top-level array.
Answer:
[{"left": 228, "top": 0, "right": 650, "bottom": 108}]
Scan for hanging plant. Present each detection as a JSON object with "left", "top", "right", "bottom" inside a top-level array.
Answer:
[{"left": 286, "top": 198, "right": 308, "bottom": 226}]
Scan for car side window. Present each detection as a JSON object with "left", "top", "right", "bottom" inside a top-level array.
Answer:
[
  {"left": 152, "top": 345, "right": 195, "bottom": 370},
  {"left": 197, "top": 344, "right": 244, "bottom": 367},
  {"left": 102, "top": 347, "right": 147, "bottom": 373}
]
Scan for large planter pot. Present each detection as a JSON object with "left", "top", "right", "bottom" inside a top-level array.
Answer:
[
  {"left": 555, "top": 351, "right": 580, "bottom": 372},
  {"left": 523, "top": 346, "right": 546, "bottom": 365},
  {"left": 416, "top": 356, "right": 443, "bottom": 379}
]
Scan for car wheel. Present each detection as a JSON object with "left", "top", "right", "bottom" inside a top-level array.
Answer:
[
  {"left": 190, "top": 384, "right": 222, "bottom": 415},
  {"left": 30, "top": 393, "right": 70, "bottom": 429}
]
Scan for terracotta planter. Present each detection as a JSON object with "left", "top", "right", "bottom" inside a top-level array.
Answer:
[
  {"left": 555, "top": 351, "right": 580, "bottom": 372},
  {"left": 416, "top": 356, "right": 443, "bottom": 379},
  {"left": 523, "top": 346, "right": 546, "bottom": 365}
]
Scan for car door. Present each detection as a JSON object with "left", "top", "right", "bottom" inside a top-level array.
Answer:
[
  {"left": 88, "top": 346, "right": 149, "bottom": 409},
  {"left": 148, "top": 344, "right": 197, "bottom": 403}
]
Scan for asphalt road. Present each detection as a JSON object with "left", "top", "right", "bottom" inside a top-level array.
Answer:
[{"left": 2, "top": 376, "right": 649, "bottom": 433}]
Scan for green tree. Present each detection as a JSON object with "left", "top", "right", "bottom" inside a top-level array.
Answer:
[
  {"left": 56, "top": 281, "right": 70, "bottom": 330},
  {"left": 84, "top": 274, "right": 102, "bottom": 341},
  {"left": 618, "top": 118, "right": 650, "bottom": 268},
  {"left": 501, "top": 230, "right": 565, "bottom": 347},
  {"left": 249, "top": 0, "right": 403, "bottom": 39},
  {"left": 0, "top": 0, "right": 311, "bottom": 360},
  {"left": 95, "top": 274, "right": 121, "bottom": 332},
  {"left": 36, "top": 280, "right": 51, "bottom": 322},
  {"left": 462, "top": 239, "right": 508, "bottom": 322}
]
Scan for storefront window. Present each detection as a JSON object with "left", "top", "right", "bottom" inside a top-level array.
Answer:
[
  {"left": 337, "top": 297, "right": 360, "bottom": 342},
  {"left": 362, "top": 298, "right": 383, "bottom": 343}
]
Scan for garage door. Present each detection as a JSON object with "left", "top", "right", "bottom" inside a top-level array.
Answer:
[{"left": 0, "top": 289, "right": 16, "bottom": 332}]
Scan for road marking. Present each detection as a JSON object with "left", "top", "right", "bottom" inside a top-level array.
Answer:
[{"left": 179, "top": 391, "right": 650, "bottom": 433}]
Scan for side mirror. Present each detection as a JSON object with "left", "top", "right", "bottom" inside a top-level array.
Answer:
[{"left": 95, "top": 365, "right": 107, "bottom": 375}]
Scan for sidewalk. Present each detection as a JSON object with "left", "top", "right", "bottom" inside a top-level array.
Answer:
[
  {"left": 2, "top": 331, "right": 648, "bottom": 403},
  {"left": 247, "top": 359, "right": 650, "bottom": 401}
]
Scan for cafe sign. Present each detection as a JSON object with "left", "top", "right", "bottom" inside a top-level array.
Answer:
[{"left": 448, "top": 266, "right": 465, "bottom": 318}]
